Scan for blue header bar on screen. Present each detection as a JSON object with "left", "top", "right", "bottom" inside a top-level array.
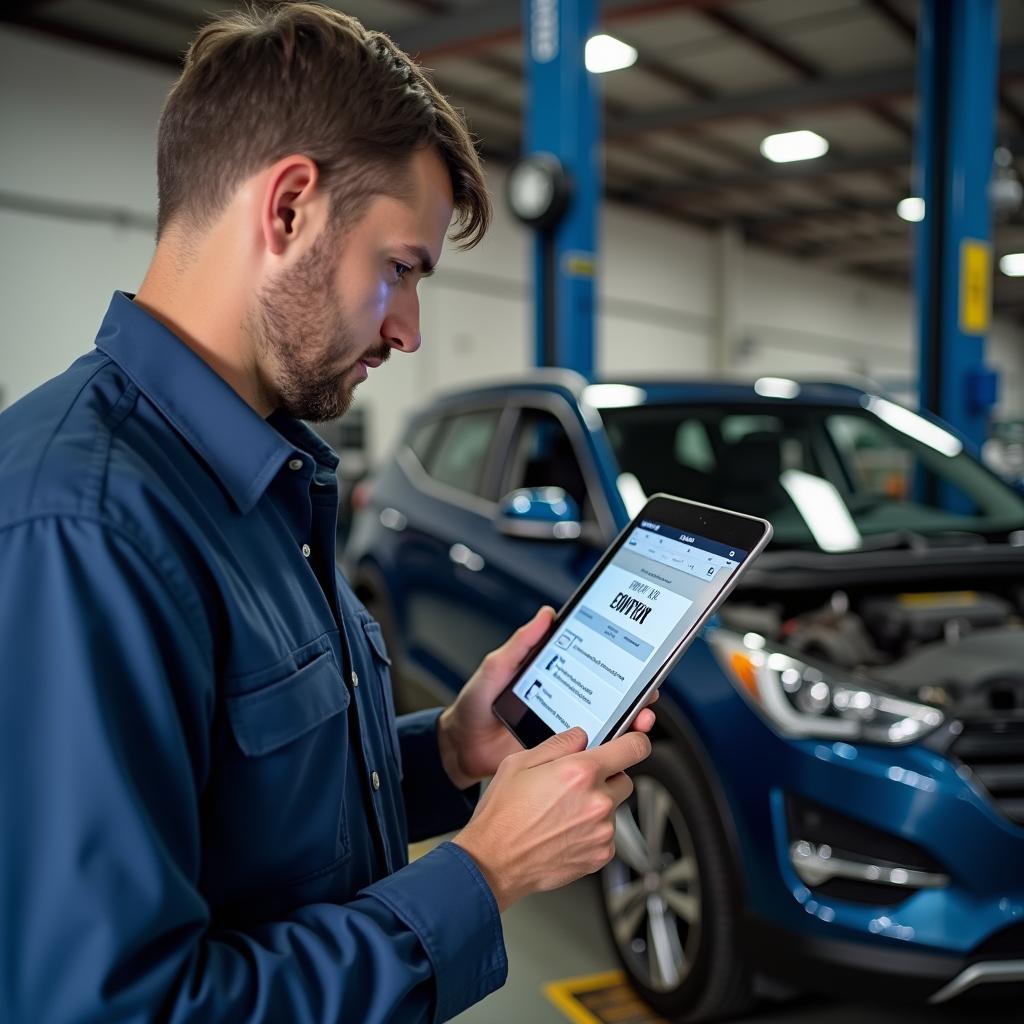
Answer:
[{"left": 638, "top": 520, "right": 749, "bottom": 561}]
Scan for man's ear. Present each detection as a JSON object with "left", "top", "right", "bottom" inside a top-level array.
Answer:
[{"left": 260, "top": 155, "right": 325, "bottom": 257}]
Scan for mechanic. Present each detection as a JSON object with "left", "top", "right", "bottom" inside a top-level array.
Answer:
[{"left": 0, "top": 4, "right": 657, "bottom": 1022}]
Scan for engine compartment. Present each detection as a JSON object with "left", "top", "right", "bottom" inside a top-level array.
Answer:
[{"left": 721, "top": 579, "right": 1024, "bottom": 716}]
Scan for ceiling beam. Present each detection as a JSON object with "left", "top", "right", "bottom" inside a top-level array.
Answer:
[
  {"left": 91, "top": 0, "right": 197, "bottom": 31},
  {"left": 2, "top": 12, "right": 183, "bottom": 67},
  {"left": 741, "top": 197, "right": 899, "bottom": 228},
  {"left": 606, "top": 45, "right": 1024, "bottom": 138},
  {"left": 808, "top": 225, "right": 1024, "bottom": 268},
  {"left": 393, "top": 0, "right": 733, "bottom": 60},
  {"left": 865, "top": 0, "right": 915, "bottom": 43},
  {"left": 701, "top": 6, "right": 819, "bottom": 79},
  {"left": 619, "top": 147, "right": 919, "bottom": 201}
]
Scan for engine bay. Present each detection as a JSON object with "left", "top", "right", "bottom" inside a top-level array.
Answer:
[{"left": 721, "top": 580, "right": 1024, "bottom": 718}]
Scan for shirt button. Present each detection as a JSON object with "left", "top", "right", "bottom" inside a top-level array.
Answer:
[
  {"left": 351, "top": 670, "right": 359, "bottom": 687},
  {"left": 371, "top": 770, "right": 381, "bottom": 791},
  {"left": 301, "top": 543, "right": 311, "bottom": 558},
  {"left": 288, "top": 458, "right": 304, "bottom": 471}
]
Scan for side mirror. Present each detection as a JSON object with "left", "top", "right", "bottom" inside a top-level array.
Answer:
[{"left": 495, "top": 487, "right": 582, "bottom": 541}]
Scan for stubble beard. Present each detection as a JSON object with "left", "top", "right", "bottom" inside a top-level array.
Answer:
[{"left": 249, "top": 229, "right": 371, "bottom": 424}]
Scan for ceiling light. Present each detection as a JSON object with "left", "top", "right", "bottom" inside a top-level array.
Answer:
[
  {"left": 585, "top": 34, "right": 637, "bottom": 74},
  {"left": 999, "top": 253, "right": 1024, "bottom": 277},
  {"left": 897, "top": 197, "right": 925, "bottom": 223},
  {"left": 760, "top": 130, "right": 829, "bottom": 164}
]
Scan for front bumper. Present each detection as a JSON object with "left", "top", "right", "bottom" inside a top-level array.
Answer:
[{"left": 743, "top": 915, "right": 1024, "bottom": 1003}]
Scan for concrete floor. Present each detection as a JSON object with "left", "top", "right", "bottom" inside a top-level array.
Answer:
[{"left": 452, "top": 876, "right": 1020, "bottom": 1024}]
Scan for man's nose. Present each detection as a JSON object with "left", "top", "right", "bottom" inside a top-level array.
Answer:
[{"left": 381, "top": 291, "right": 421, "bottom": 354}]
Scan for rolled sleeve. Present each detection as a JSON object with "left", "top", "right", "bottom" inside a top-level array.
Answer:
[
  {"left": 363, "top": 841, "right": 507, "bottom": 1022},
  {"left": 398, "top": 708, "right": 480, "bottom": 841}
]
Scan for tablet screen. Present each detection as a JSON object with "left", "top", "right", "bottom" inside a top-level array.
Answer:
[{"left": 511, "top": 518, "right": 749, "bottom": 746}]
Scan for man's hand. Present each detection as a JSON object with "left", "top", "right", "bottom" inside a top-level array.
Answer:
[
  {"left": 453, "top": 727, "right": 652, "bottom": 911},
  {"left": 437, "top": 606, "right": 658, "bottom": 789}
]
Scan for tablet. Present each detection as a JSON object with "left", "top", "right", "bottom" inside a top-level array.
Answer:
[{"left": 492, "top": 493, "right": 772, "bottom": 749}]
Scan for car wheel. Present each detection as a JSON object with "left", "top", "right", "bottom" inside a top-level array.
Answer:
[{"left": 600, "top": 741, "right": 754, "bottom": 1021}]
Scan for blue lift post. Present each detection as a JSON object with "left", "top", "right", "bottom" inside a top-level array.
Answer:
[
  {"left": 524, "top": 0, "right": 600, "bottom": 378},
  {"left": 914, "top": 0, "right": 1000, "bottom": 467}
]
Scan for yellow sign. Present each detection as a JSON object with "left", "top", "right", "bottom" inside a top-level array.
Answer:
[
  {"left": 564, "top": 251, "right": 597, "bottom": 278},
  {"left": 960, "top": 239, "right": 991, "bottom": 334}
]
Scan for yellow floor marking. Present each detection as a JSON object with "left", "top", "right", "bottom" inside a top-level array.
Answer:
[{"left": 544, "top": 970, "right": 667, "bottom": 1024}]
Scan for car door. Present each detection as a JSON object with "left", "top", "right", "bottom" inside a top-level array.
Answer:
[
  {"left": 386, "top": 402, "right": 514, "bottom": 693},
  {"left": 465, "top": 399, "right": 615, "bottom": 653}
]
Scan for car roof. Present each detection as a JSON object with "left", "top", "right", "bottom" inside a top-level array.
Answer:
[{"left": 425, "top": 370, "right": 874, "bottom": 411}]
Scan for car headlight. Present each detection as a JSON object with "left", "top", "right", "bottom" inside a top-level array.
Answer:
[{"left": 708, "top": 630, "right": 944, "bottom": 745}]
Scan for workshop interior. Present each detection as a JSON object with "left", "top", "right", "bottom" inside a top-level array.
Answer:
[{"left": 2, "top": 1, "right": 1024, "bottom": 1022}]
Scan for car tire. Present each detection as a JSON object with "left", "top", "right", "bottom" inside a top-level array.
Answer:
[{"left": 600, "top": 740, "right": 754, "bottom": 1021}]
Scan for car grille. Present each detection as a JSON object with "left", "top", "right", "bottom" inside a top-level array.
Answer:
[{"left": 951, "top": 720, "right": 1024, "bottom": 827}]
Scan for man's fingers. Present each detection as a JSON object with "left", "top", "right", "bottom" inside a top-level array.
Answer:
[
  {"left": 585, "top": 732, "right": 652, "bottom": 778},
  {"left": 521, "top": 726, "right": 588, "bottom": 767},
  {"left": 631, "top": 708, "right": 656, "bottom": 733},
  {"left": 606, "top": 771, "right": 634, "bottom": 807},
  {"left": 491, "top": 606, "right": 555, "bottom": 674}
]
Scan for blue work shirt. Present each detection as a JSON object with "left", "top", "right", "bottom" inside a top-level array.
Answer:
[{"left": 0, "top": 293, "right": 507, "bottom": 1023}]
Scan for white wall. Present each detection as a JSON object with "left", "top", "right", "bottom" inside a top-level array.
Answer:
[{"left": 2, "top": 24, "right": 1021, "bottom": 465}]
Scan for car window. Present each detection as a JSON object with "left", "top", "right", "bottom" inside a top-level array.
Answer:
[
  {"left": 675, "top": 419, "right": 716, "bottom": 473},
  {"left": 502, "top": 407, "right": 592, "bottom": 519},
  {"left": 825, "top": 413, "right": 912, "bottom": 500},
  {"left": 605, "top": 410, "right": 718, "bottom": 505},
  {"left": 407, "top": 417, "right": 441, "bottom": 466},
  {"left": 426, "top": 410, "right": 501, "bottom": 497},
  {"left": 603, "top": 402, "right": 1024, "bottom": 548}
]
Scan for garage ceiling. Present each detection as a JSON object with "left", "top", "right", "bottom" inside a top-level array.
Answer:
[{"left": 6, "top": 0, "right": 1024, "bottom": 318}]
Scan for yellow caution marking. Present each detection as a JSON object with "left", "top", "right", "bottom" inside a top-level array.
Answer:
[
  {"left": 544, "top": 970, "right": 667, "bottom": 1024},
  {"left": 960, "top": 238, "right": 991, "bottom": 334}
]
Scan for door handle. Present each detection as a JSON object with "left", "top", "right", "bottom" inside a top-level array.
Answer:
[{"left": 449, "top": 542, "right": 485, "bottom": 572}]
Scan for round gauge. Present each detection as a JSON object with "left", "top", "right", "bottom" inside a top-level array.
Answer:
[{"left": 506, "top": 152, "right": 572, "bottom": 230}]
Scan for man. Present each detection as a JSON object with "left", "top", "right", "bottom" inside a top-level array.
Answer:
[{"left": 0, "top": 4, "right": 656, "bottom": 1022}]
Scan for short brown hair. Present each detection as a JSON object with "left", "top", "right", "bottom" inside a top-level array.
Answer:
[{"left": 157, "top": 2, "right": 490, "bottom": 247}]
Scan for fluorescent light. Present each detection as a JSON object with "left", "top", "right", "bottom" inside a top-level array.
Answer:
[
  {"left": 897, "top": 197, "right": 925, "bottom": 223},
  {"left": 780, "top": 470, "right": 862, "bottom": 553},
  {"left": 759, "top": 130, "right": 829, "bottom": 164},
  {"left": 585, "top": 34, "right": 637, "bottom": 74},
  {"left": 754, "top": 377, "right": 801, "bottom": 400},
  {"left": 863, "top": 396, "right": 963, "bottom": 457},
  {"left": 582, "top": 384, "right": 646, "bottom": 408},
  {"left": 999, "top": 253, "right": 1024, "bottom": 277}
]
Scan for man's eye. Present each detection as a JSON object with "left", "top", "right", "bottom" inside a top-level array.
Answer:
[{"left": 392, "top": 262, "right": 412, "bottom": 283}]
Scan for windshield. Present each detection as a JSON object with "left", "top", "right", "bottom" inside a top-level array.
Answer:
[{"left": 601, "top": 402, "right": 1024, "bottom": 551}]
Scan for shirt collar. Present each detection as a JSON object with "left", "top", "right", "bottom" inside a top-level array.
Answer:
[{"left": 95, "top": 292, "right": 338, "bottom": 514}]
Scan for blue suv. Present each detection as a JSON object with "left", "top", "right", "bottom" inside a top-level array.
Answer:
[{"left": 344, "top": 371, "right": 1024, "bottom": 1019}]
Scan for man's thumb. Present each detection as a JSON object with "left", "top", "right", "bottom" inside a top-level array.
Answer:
[{"left": 524, "top": 726, "right": 588, "bottom": 766}]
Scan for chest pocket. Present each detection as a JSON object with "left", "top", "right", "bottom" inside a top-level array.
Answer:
[
  {"left": 226, "top": 649, "right": 348, "bottom": 756},
  {"left": 359, "top": 616, "right": 403, "bottom": 777},
  {"left": 211, "top": 644, "right": 352, "bottom": 893}
]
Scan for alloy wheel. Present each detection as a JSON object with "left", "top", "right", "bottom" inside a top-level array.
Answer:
[{"left": 602, "top": 774, "right": 703, "bottom": 993}]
